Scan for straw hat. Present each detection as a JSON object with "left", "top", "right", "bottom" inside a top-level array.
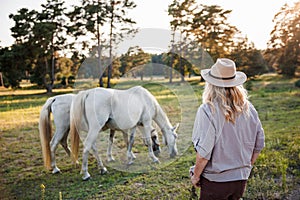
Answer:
[{"left": 201, "top": 58, "right": 247, "bottom": 87}]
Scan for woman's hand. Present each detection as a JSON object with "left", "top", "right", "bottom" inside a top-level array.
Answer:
[
  {"left": 191, "top": 152, "right": 208, "bottom": 188},
  {"left": 191, "top": 175, "right": 200, "bottom": 188}
]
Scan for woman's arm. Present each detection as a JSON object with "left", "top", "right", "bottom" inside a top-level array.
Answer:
[
  {"left": 251, "top": 152, "right": 260, "bottom": 165},
  {"left": 191, "top": 152, "right": 208, "bottom": 188}
]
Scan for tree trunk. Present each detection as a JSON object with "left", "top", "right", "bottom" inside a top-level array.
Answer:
[
  {"left": 49, "top": 34, "right": 55, "bottom": 93},
  {"left": 98, "top": 45, "right": 103, "bottom": 87},
  {"left": 180, "top": 32, "right": 185, "bottom": 82},
  {"left": 107, "top": 0, "right": 114, "bottom": 88},
  {"left": 44, "top": 57, "right": 52, "bottom": 94},
  {"left": 97, "top": 0, "right": 104, "bottom": 87},
  {"left": 169, "top": 30, "right": 175, "bottom": 83},
  {"left": 0, "top": 72, "right": 4, "bottom": 87}
]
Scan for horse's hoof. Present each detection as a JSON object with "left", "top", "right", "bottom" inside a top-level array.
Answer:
[
  {"left": 127, "top": 160, "right": 134, "bottom": 165},
  {"left": 107, "top": 157, "right": 115, "bottom": 162},
  {"left": 52, "top": 167, "right": 61, "bottom": 174},
  {"left": 82, "top": 172, "right": 91, "bottom": 181},
  {"left": 127, "top": 152, "right": 136, "bottom": 160},
  {"left": 82, "top": 176, "right": 91, "bottom": 181},
  {"left": 100, "top": 167, "right": 108, "bottom": 175},
  {"left": 153, "top": 159, "right": 160, "bottom": 164}
]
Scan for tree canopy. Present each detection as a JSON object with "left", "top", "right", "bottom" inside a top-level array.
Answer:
[
  {"left": 266, "top": 1, "right": 300, "bottom": 77},
  {"left": 1, "top": 0, "right": 299, "bottom": 90}
]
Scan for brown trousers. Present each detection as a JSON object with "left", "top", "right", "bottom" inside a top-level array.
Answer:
[{"left": 199, "top": 176, "right": 247, "bottom": 200}]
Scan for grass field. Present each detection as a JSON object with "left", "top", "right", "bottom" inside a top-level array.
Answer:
[{"left": 0, "top": 74, "right": 299, "bottom": 199}]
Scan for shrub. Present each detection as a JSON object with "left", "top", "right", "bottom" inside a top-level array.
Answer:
[
  {"left": 245, "top": 80, "right": 253, "bottom": 91},
  {"left": 295, "top": 79, "right": 300, "bottom": 88}
]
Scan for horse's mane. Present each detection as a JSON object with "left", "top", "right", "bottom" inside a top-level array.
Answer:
[
  {"left": 136, "top": 87, "right": 172, "bottom": 130},
  {"left": 154, "top": 104, "right": 172, "bottom": 129}
]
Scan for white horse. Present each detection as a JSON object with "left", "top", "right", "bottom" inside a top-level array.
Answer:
[
  {"left": 39, "top": 94, "right": 74, "bottom": 174},
  {"left": 39, "top": 93, "right": 160, "bottom": 174},
  {"left": 70, "top": 86, "right": 178, "bottom": 180}
]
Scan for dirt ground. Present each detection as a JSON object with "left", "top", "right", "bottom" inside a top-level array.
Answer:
[{"left": 287, "top": 186, "right": 300, "bottom": 200}]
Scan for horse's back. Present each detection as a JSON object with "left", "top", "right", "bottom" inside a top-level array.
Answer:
[
  {"left": 51, "top": 93, "right": 75, "bottom": 127},
  {"left": 83, "top": 86, "right": 158, "bottom": 130},
  {"left": 83, "top": 88, "right": 114, "bottom": 127},
  {"left": 86, "top": 87, "right": 114, "bottom": 108},
  {"left": 111, "top": 86, "right": 157, "bottom": 129},
  {"left": 52, "top": 94, "right": 74, "bottom": 113},
  {"left": 52, "top": 93, "right": 74, "bottom": 106}
]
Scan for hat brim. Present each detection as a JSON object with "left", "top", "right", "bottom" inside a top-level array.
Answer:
[{"left": 201, "top": 69, "right": 247, "bottom": 87}]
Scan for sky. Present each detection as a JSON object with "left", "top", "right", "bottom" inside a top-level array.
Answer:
[{"left": 0, "top": 0, "right": 297, "bottom": 49}]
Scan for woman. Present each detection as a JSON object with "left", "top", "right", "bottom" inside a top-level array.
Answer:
[{"left": 191, "top": 58, "right": 265, "bottom": 200}]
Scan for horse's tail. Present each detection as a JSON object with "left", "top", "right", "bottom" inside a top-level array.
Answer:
[
  {"left": 39, "top": 97, "right": 55, "bottom": 170},
  {"left": 70, "top": 90, "right": 87, "bottom": 163}
]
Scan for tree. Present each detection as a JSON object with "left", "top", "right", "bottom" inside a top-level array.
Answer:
[
  {"left": 70, "top": 51, "right": 84, "bottom": 76},
  {"left": 0, "top": 72, "right": 4, "bottom": 87},
  {"left": 266, "top": 1, "right": 300, "bottom": 76},
  {"left": 56, "top": 57, "right": 74, "bottom": 86},
  {"left": 168, "top": 2, "right": 267, "bottom": 79},
  {"left": 119, "top": 51, "right": 133, "bottom": 76},
  {"left": 0, "top": 45, "right": 26, "bottom": 88},
  {"left": 168, "top": 2, "right": 241, "bottom": 80},
  {"left": 6, "top": 8, "right": 36, "bottom": 88},
  {"left": 230, "top": 37, "right": 269, "bottom": 77},
  {"left": 110, "top": 57, "right": 121, "bottom": 79},
  {"left": 119, "top": 46, "right": 151, "bottom": 79},
  {"left": 191, "top": 4, "right": 239, "bottom": 60},
  {"left": 9, "top": 8, "right": 36, "bottom": 44},
  {"left": 68, "top": 0, "right": 136, "bottom": 88},
  {"left": 35, "top": 0, "right": 67, "bottom": 92},
  {"left": 68, "top": 0, "right": 108, "bottom": 86},
  {"left": 105, "top": 0, "right": 136, "bottom": 87},
  {"left": 2, "top": 7, "right": 37, "bottom": 88},
  {"left": 168, "top": 0, "right": 196, "bottom": 83},
  {"left": 9, "top": 0, "right": 68, "bottom": 93}
]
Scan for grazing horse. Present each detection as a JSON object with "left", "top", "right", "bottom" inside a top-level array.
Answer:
[
  {"left": 39, "top": 93, "right": 160, "bottom": 174},
  {"left": 39, "top": 94, "right": 74, "bottom": 174},
  {"left": 70, "top": 86, "right": 178, "bottom": 180}
]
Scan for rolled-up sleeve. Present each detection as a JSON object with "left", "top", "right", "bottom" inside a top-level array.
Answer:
[
  {"left": 254, "top": 116, "right": 265, "bottom": 153},
  {"left": 192, "top": 105, "right": 216, "bottom": 160},
  {"left": 249, "top": 104, "right": 265, "bottom": 153}
]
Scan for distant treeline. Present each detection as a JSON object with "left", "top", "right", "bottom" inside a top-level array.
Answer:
[{"left": 0, "top": 0, "right": 299, "bottom": 91}]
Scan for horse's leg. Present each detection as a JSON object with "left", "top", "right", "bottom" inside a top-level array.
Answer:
[
  {"left": 81, "top": 127, "right": 102, "bottom": 181},
  {"left": 92, "top": 142, "right": 108, "bottom": 175},
  {"left": 60, "top": 128, "right": 71, "bottom": 157},
  {"left": 50, "top": 129, "right": 66, "bottom": 174},
  {"left": 59, "top": 128, "right": 80, "bottom": 167},
  {"left": 143, "top": 122, "right": 159, "bottom": 163},
  {"left": 127, "top": 128, "right": 136, "bottom": 165},
  {"left": 107, "top": 129, "right": 115, "bottom": 162}
]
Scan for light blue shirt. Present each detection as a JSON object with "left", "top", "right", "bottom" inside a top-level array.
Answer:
[{"left": 192, "top": 102, "right": 265, "bottom": 182}]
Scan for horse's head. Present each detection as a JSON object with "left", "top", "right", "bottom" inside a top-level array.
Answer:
[{"left": 162, "top": 123, "right": 179, "bottom": 158}]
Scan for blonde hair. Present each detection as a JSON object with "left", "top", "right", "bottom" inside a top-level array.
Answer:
[{"left": 202, "top": 82, "right": 249, "bottom": 123}]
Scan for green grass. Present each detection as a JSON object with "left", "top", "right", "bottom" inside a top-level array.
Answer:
[{"left": 0, "top": 75, "right": 299, "bottom": 199}]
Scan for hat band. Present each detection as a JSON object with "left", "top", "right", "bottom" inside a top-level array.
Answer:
[{"left": 209, "top": 71, "right": 236, "bottom": 80}]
